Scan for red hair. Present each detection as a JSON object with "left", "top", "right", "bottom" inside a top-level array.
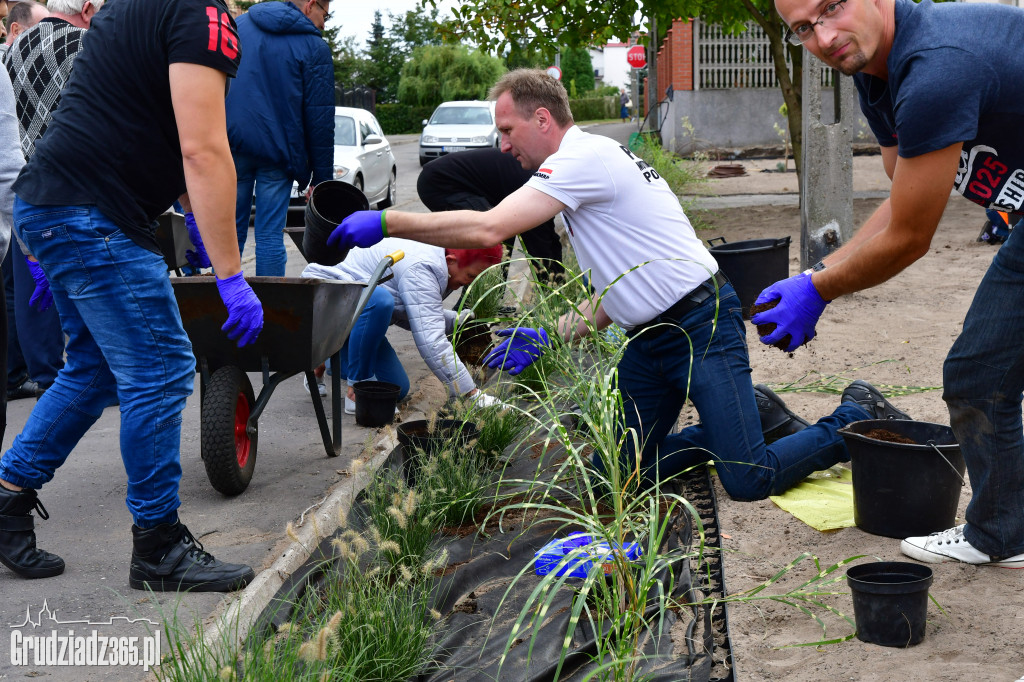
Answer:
[{"left": 445, "top": 245, "right": 504, "bottom": 268}]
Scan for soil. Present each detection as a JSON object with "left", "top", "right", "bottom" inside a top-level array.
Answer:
[
  {"left": 695, "top": 194, "right": 1024, "bottom": 680},
  {"left": 748, "top": 298, "right": 791, "bottom": 351},
  {"left": 862, "top": 428, "right": 918, "bottom": 445}
]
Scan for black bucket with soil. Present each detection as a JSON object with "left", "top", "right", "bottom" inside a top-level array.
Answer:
[
  {"left": 839, "top": 419, "right": 965, "bottom": 539},
  {"left": 452, "top": 322, "right": 493, "bottom": 366},
  {"left": 707, "top": 236, "right": 790, "bottom": 319},
  {"left": 303, "top": 180, "right": 369, "bottom": 266},
  {"left": 846, "top": 561, "right": 933, "bottom": 647},
  {"left": 352, "top": 381, "right": 400, "bottom": 427},
  {"left": 396, "top": 419, "right": 479, "bottom": 486}
]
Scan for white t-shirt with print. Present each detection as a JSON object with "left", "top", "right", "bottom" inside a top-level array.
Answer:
[{"left": 525, "top": 125, "right": 719, "bottom": 329}]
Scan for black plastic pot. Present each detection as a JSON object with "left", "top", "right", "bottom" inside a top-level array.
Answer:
[
  {"left": 396, "top": 419, "right": 479, "bottom": 486},
  {"left": 706, "top": 236, "right": 790, "bottom": 319},
  {"left": 303, "top": 180, "right": 369, "bottom": 266},
  {"left": 839, "top": 420, "right": 965, "bottom": 539},
  {"left": 352, "top": 381, "right": 400, "bottom": 427},
  {"left": 847, "top": 561, "right": 933, "bottom": 647}
]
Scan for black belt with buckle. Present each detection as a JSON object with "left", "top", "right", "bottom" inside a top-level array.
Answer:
[{"left": 626, "top": 271, "right": 729, "bottom": 340}]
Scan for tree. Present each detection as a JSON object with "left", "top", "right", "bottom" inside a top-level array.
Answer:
[
  {"left": 389, "top": 7, "right": 446, "bottom": 51},
  {"left": 361, "top": 11, "right": 406, "bottom": 103},
  {"left": 559, "top": 47, "right": 595, "bottom": 95},
  {"left": 398, "top": 45, "right": 505, "bottom": 107},
  {"left": 434, "top": 0, "right": 808, "bottom": 174}
]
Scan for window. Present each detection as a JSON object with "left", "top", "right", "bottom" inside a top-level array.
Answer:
[{"left": 334, "top": 116, "right": 356, "bottom": 146}]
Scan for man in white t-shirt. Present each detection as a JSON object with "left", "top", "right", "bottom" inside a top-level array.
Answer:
[{"left": 326, "top": 68, "right": 909, "bottom": 500}]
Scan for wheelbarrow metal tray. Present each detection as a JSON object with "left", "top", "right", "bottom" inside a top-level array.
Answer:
[{"left": 172, "top": 277, "right": 363, "bottom": 374}]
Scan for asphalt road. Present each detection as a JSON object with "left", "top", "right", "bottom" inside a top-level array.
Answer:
[{"left": 0, "top": 120, "right": 634, "bottom": 681}]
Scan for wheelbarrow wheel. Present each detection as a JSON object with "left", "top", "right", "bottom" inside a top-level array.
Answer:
[{"left": 201, "top": 365, "right": 257, "bottom": 496}]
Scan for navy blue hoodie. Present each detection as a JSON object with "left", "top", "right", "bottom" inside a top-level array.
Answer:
[{"left": 226, "top": 1, "right": 334, "bottom": 187}]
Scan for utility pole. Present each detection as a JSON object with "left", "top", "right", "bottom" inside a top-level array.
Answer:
[{"left": 648, "top": 14, "right": 658, "bottom": 131}]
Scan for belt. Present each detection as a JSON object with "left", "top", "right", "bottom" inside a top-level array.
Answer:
[{"left": 626, "top": 271, "right": 729, "bottom": 340}]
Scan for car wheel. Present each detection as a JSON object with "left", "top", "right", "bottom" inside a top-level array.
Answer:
[
  {"left": 353, "top": 175, "right": 364, "bottom": 196},
  {"left": 419, "top": 156, "right": 430, "bottom": 167},
  {"left": 378, "top": 168, "right": 397, "bottom": 209}
]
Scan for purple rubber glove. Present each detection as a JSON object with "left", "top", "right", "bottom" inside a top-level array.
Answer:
[
  {"left": 215, "top": 272, "right": 264, "bottom": 347},
  {"left": 484, "top": 327, "right": 550, "bottom": 376},
  {"left": 26, "top": 256, "right": 53, "bottom": 312},
  {"left": 327, "top": 210, "right": 386, "bottom": 251},
  {"left": 751, "top": 272, "right": 829, "bottom": 352},
  {"left": 184, "top": 212, "right": 211, "bottom": 269}
]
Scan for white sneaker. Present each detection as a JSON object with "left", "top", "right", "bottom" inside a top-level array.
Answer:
[
  {"left": 345, "top": 396, "right": 356, "bottom": 415},
  {"left": 472, "top": 392, "right": 507, "bottom": 409},
  {"left": 304, "top": 373, "right": 326, "bottom": 397},
  {"left": 900, "top": 524, "right": 1024, "bottom": 568}
]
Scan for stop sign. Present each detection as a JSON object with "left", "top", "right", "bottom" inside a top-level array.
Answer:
[{"left": 626, "top": 45, "right": 647, "bottom": 69}]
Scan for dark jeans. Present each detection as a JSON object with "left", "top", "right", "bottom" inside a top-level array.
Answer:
[
  {"left": 3, "top": 246, "right": 64, "bottom": 388},
  {"left": 944, "top": 222, "right": 1024, "bottom": 557},
  {"left": 604, "top": 283, "right": 870, "bottom": 500}
]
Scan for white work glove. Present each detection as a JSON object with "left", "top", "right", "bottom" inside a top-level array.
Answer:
[{"left": 456, "top": 308, "right": 475, "bottom": 327}]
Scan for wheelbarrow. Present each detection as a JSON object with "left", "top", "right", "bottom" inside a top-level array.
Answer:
[{"left": 170, "top": 251, "right": 403, "bottom": 495}]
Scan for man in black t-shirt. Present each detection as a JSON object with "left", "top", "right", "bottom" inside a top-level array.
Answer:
[
  {"left": 417, "top": 148, "right": 564, "bottom": 283},
  {"left": 0, "top": 0, "right": 265, "bottom": 593}
]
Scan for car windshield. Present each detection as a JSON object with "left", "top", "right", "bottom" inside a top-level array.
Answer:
[
  {"left": 335, "top": 116, "right": 357, "bottom": 146},
  {"left": 429, "top": 107, "right": 493, "bottom": 126}
]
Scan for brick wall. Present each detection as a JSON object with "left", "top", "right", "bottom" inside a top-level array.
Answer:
[{"left": 657, "top": 19, "right": 695, "bottom": 94}]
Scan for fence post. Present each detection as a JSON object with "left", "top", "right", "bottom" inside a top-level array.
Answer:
[{"left": 799, "top": 54, "right": 855, "bottom": 269}]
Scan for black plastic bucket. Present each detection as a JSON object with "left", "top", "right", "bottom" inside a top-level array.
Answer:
[
  {"left": 303, "top": 180, "right": 369, "bottom": 266},
  {"left": 839, "top": 420, "right": 965, "bottom": 539},
  {"left": 352, "top": 381, "right": 400, "bottom": 427},
  {"left": 707, "top": 236, "right": 790, "bottom": 319},
  {"left": 396, "top": 419, "right": 479, "bottom": 486},
  {"left": 846, "top": 561, "right": 933, "bottom": 647}
]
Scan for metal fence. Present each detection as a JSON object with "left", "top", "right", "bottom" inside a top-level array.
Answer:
[{"left": 694, "top": 20, "right": 833, "bottom": 90}]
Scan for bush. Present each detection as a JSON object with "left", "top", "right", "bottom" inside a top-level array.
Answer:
[
  {"left": 568, "top": 96, "right": 617, "bottom": 122},
  {"left": 376, "top": 104, "right": 435, "bottom": 135}
]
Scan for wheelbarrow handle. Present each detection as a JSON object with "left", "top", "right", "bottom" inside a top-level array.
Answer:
[
  {"left": 388, "top": 250, "right": 405, "bottom": 265},
  {"left": 351, "top": 252, "right": 404, "bottom": 324}
]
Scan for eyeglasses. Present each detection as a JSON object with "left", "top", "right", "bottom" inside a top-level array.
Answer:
[
  {"left": 784, "top": 0, "right": 848, "bottom": 46},
  {"left": 316, "top": 0, "right": 332, "bottom": 17}
]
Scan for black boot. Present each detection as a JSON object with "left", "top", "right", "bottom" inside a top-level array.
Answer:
[
  {"left": 754, "top": 384, "right": 812, "bottom": 445},
  {"left": 0, "top": 486, "right": 65, "bottom": 579},
  {"left": 129, "top": 521, "right": 254, "bottom": 592}
]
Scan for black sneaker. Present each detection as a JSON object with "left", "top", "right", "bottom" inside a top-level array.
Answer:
[
  {"left": 754, "top": 384, "right": 811, "bottom": 444},
  {"left": 129, "top": 521, "right": 254, "bottom": 592},
  {"left": 0, "top": 486, "right": 65, "bottom": 579},
  {"left": 7, "top": 379, "right": 41, "bottom": 401},
  {"left": 840, "top": 380, "right": 912, "bottom": 420}
]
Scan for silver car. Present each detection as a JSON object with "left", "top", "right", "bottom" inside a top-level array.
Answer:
[
  {"left": 418, "top": 100, "right": 500, "bottom": 166},
  {"left": 290, "top": 106, "right": 397, "bottom": 208}
]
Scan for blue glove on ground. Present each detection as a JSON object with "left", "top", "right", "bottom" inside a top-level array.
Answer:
[
  {"left": 26, "top": 256, "right": 53, "bottom": 312},
  {"left": 751, "top": 272, "right": 829, "bottom": 352},
  {"left": 484, "top": 327, "right": 550, "bottom": 375},
  {"left": 216, "top": 272, "right": 264, "bottom": 347},
  {"left": 184, "top": 212, "right": 211, "bottom": 269},
  {"left": 327, "top": 210, "right": 386, "bottom": 251}
]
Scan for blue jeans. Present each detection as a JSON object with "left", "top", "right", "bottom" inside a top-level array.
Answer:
[
  {"left": 338, "top": 287, "right": 409, "bottom": 399},
  {"left": 0, "top": 199, "right": 195, "bottom": 528},
  {"left": 607, "top": 283, "right": 870, "bottom": 500},
  {"left": 234, "top": 152, "right": 292, "bottom": 276},
  {"left": 4, "top": 245, "right": 64, "bottom": 388},
  {"left": 944, "top": 223, "right": 1024, "bottom": 558}
]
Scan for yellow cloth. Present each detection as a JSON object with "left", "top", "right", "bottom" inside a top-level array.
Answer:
[{"left": 768, "top": 466, "right": 855, "bottom": 531}]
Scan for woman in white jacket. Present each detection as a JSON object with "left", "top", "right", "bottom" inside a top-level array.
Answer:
[{"left": 303, "top": 238, "right": 503, "bottom": 411}]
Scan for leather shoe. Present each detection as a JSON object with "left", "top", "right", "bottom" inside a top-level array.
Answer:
[
  {"left": 130, "top": 521, "right": 254, "bottom": 592},
  {"left": 754, "top": 384, "right": 811, "bottom": 444},
  {"left": 0, "top": 486, "right": 65, "bottom": 579},
  {"left": 841, "top": 380, "right": 911, "bottom": 421},
  {"left": 7, "top": 379, "right": 41, "bottom": 401}
]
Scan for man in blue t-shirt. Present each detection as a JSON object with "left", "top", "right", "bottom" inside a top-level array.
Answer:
[
  {"left": 0, "top": 0, "right": 265, "bottom": 592},
  {"left": 759, "top": 0, "right": 1024, "bottom": 568}
]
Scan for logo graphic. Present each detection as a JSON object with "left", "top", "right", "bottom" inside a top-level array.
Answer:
[{"left": 9, "top": 601, "right": 162, "bottom": 671}]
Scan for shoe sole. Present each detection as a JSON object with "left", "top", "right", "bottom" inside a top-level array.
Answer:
[
  {"left": 129, "top": 570, "right": 255, "bottom": 592},
  {"left": 0, "top": 552, "right": 65, "bottom": 579},
  {"left": 900, "top": 540, "right": 1024, "bottom": 568}
]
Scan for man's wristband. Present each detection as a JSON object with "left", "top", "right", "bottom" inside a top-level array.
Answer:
[
  {"left": 380, "top": 210, "right": 388, "bottom": 238},
  {"left": 803, "top": 260, "right": 826, "bottom": 275}
]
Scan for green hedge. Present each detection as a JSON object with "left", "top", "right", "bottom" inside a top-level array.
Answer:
[
  {"left": 569, "top": 96, "right": 618, "bottom": 122},
  {"left": 376, "top": 104, "right": 436, "bottom": 136}
]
